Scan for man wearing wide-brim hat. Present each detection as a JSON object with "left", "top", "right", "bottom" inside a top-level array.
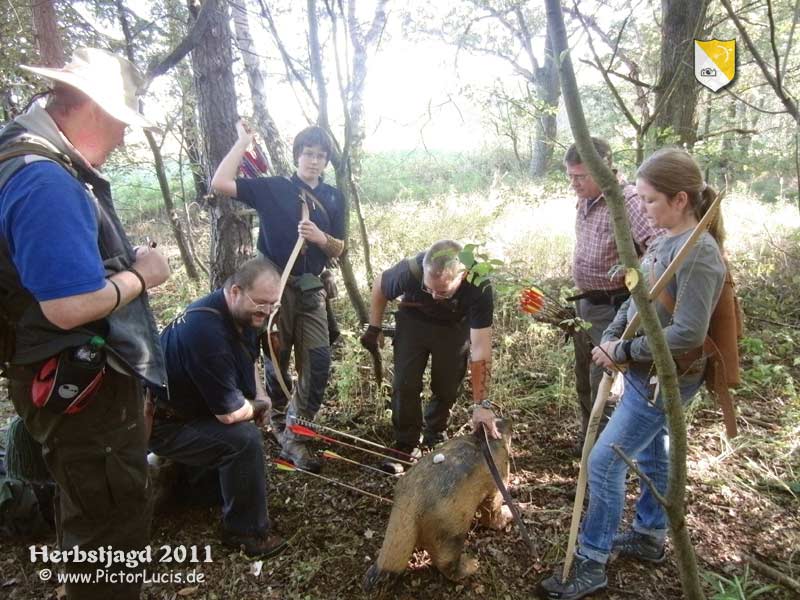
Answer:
[{"left": 0, "top": 48, "right": 170, "bottom": 599}]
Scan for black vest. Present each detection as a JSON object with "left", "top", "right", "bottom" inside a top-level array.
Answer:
[{"left": 0, "top": 118, "right": 167, "bottom": 389}]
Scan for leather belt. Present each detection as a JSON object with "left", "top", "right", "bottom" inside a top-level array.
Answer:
[{"left": 567, "top": 287, "right": 629, "bottom": 307}]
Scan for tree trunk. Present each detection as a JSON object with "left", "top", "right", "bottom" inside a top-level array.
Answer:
[
  {"left": 31, "top": 0, "right": 64, "bottom": 67},
  {"left": 231, "top": 0, "right": 292, "bottom": 177},
  {"left": 545, "top": 1, "right": 705, "bottom": 598},
  {"left": 306, "top": 0, "right": 368, "bottom": 323},
  {"left": 114, "top": 0, "right": 199, "bottom": 280},
  {"left": 190, "top": 0, "right": 251, "bottom": 289},
  {"left": 145, "top": 133, "right": 200, "bottom": 279},
  {"left": 529, "top": 24, "right": 560, "bottom": 177},
  {"left": 345, "top": 0, "right": 387, "bottom": 181},
  {"left": 653, "top": 0, "right": 709, "bottom": 147}
]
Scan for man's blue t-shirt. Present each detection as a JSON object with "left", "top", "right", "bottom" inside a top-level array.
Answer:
[
  {"left": 0, "top": 161, "right": 106, "bottom": 300},
  {"left": 160, "top": 289, "right": 260, "bottom": 418},
  {"left": 235, "top": 173, "right": 346, "bottom": 276}
]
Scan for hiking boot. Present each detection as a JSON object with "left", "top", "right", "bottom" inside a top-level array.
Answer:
[
  {"left": 279, "top": 439, "right": 323, "bottom": 473},
  {"left": 611, "top": 529, "right": 666, "bottom": 564},
  {"left": 538, "top": 554, "right": 607, "bottom": 600},
  {"left": 379, "top": 445, "right": 421, "bottom": 475},
  {"left": 221, "top": 530, "right": 288, "bottom": 558}
]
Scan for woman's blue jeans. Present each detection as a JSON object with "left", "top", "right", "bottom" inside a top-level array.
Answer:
[{"left": 578, "top": 367, "right": 702, "bottom": 564}]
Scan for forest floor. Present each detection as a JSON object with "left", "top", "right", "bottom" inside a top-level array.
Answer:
[{"left": 1, "top": 193, "right": 799, "bottom": 599}]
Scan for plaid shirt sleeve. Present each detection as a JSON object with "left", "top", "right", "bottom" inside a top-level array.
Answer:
[{"left": 623, "top": 183, "right": 662, "bottom": 251}]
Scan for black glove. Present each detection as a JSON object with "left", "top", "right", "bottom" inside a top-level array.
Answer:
[
  {"left": 359, "top": 325, "right": 383, "bottom": 352},
  {"left": 251, "top": 398, "right": 271, "bottom": 426}
]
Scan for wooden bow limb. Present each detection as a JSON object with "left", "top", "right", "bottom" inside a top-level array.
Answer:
[
  {"left": 368, "top": 346, "right": 383, "bottom": 387},
  {"left": 267, "top": 196, "right": 310, "bottom": 401},
  {"left": 562, "top": 191, "right": 723, "bottom": 581}
]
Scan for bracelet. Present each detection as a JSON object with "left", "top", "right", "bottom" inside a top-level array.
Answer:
[
  {"left": 128, "top": 267, "right": 147, "bottom": 295},
  {"left": 108, "top": 278, "right": 121, "bottom": 313},
  {"left": 475, "top": 399, "right": 493, "bottom": 410}
]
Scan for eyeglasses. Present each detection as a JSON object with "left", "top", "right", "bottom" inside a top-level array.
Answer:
[
  {"left": 421, "top": 273, "right": 464, "bottom": 299},
  {"left": 242, "top": 289, "right": 274, "bottom": 314},
  {"left": 300, "top": 150, "right": 328, "bottom": 162},
  {"left": 566, "top": 172, "right": 590, "bottom": 182},
  {"left": 422, "top": 283, "right": 458, "bottom": 299}
]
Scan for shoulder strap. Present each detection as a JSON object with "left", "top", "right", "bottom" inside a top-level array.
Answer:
[
  {"left": 284, "top": 176, "right": 332, "bottom": 222},
  {"left": 406, "top": 256, "right": 422, "bottom": 282},
  {"left": 0, "top": 140, "right": 77, "bottom": 180},
  {"left": 168, "top": 306, "right": 222, "bottom": 330}
]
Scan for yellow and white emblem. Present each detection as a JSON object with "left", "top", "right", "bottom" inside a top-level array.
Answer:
[{"left": 695, "top": 39, "right": 735, "bottom": 92}]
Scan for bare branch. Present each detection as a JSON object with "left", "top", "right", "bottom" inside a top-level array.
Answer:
[
  {"left": 695, "top": 127, "right": 758, "bottom": 141},
  {"left": 611, "top": 444, "right": 670, "bottom": 508},
  {"left": 143, "top": 0, "right": 216, "bottom": 86},
  {"left": 781, "top": 0, "right": 800, "bottom": 80},
  {"left": 256, "top": 0, "right": 319, "bottom": 112},
  {"left": 720, "top": 0, "right": 800, "bottom": 122},
  {"left": 572, "top": 2, "right": 640, "bottom": 132}
]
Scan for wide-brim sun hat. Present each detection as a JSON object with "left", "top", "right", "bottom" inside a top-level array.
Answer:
[{"left": 20, "top": 47, "right": 157, "bottom": 132}]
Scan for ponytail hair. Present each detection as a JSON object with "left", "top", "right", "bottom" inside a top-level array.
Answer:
[{"left": 636, "top": 148, "right": 725, "bottom": 250}]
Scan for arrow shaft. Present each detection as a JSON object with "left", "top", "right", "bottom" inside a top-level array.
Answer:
[
  {"left": 289, "top": 423, "right": 413, "bottom": 466},
  {"left": 293, "top": 417, "right": 414, "bottom": 459},
  {"left": 323, "top": 451, "right": 397, "bottom": 477},
  {"left": 276, "top": 460, "right": 392, "bottom": 504}
]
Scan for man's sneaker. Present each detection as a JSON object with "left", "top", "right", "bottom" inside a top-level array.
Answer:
[
  {"left": 611, "top": 529, "right": 666, "bottom": 563},
  {"left": 538, "top": 554, "right": 607, "bottom": 600},
  {"left": 378, "top": 445, "right": 421, "bottom": 475},
  {"left": 221, "top": 530, "right": 288, "bottom": 558},
  {"left": 279, "top": 439, "right": 323, "bottom": 473}
]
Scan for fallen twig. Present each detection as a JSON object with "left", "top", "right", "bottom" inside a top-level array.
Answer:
[{"left": 745, "top": 554, "right": 800, "bottom": 594}]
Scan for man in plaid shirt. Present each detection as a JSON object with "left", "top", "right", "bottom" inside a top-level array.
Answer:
[{"left": 565, "top": 138, "right": 660, "bottom": 455}]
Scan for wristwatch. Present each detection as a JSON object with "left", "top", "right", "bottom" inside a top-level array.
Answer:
[{"left": 476, "top": 399, "right": 493, "bottom": 410}]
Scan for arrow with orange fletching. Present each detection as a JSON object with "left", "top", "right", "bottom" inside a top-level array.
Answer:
[
  {"left": 291, "top": 417, "right": 416, "bottom": 460},
  {"left": 273, "top": 458, "right": 393, "bottom": 504},
  {"left": 287, "top": 424, "right": 414, "bottom": 466},
  {"left": 519, "top": 286, "right": 576, "bottom": 329}
]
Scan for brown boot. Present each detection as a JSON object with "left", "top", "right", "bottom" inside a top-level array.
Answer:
[{"left": 221, "top": 530, "right": 288, "bottom": 558}]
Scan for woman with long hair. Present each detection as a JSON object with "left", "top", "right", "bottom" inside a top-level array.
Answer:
[{"left": 539, "top": 148, "right": 727, "bottom": 600}]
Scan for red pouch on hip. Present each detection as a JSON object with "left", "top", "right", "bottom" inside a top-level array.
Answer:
[{"left": 31, "top": 338, "right": 106, "bottom": 415}]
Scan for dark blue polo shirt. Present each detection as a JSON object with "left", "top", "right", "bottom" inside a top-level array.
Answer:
[
  {"left": 235, "top": 173, "right": 346, "bottom": 276},
  {"left": 381, "top": 252, "right": 494, "bottom": 328},
  {"left": 160, "top": 289, "right": 260, "bottom": 418}
]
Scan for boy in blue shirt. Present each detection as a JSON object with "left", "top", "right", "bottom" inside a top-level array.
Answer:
[{"left": 212, "top": 122, "right": 346, "bottom": 472}]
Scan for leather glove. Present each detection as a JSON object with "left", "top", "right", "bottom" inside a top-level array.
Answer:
[{"left": 359, "top": 325, "right": 383, "bottom": 353}]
